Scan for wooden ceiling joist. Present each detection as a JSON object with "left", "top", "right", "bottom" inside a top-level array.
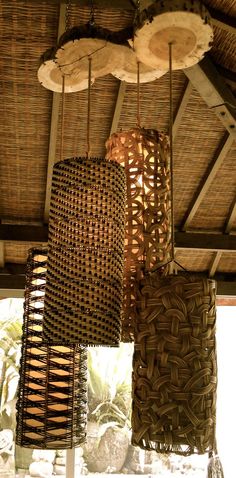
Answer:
[
  {"left": 110, "top": 81, "right": 126, "bottom": 136},
  {"left": 173, "top": 80, "right": 193, "bottom": 139},
  {"left": 0, "top": 264, "right": 235, "bottom": 297},
  {"left": 209, "top": 251, "right": 222, "bottom": 277},
  {"left": 1, "top": 225, "right": 236, "bottom": 253},
  {"left": 181, "top": 133, "right": 235, "bottom": 231},
  {"left": 184, "top": 57, "right": 236, "bottom": 136}
]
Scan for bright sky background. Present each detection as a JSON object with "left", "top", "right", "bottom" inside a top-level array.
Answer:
[{"left": 216, "top": 306, "right": 236, "bottom": 478}]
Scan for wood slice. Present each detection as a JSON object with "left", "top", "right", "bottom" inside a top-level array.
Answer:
[
  {"left": 112, "top": 44, "right": 166, "bottom": 83},
  {"left": 133, "top": 0, "right": 213, "bottom": 71},
  {"left": 38, "top": 48, "right": 95, "bottom": 93},
  {"left": 56, "top": 37, "right": 125, "bottom": 80}
]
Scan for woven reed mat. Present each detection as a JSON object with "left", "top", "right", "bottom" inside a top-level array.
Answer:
[
  {"left": 16, "top": 248, "right": 87, "bottom": 449},
  {"left": 106, "top": 128, "right": 171, "bottom": 342},
  {"left": 43, "top": 157, "right": 126, "bottom": 346},
  {"left": 132, "top": 272, "right": 217, "bottom": 455}
]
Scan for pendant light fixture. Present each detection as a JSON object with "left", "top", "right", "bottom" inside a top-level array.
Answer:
[
  {"left": 131, "top": 35, "right": 221, "bottom": 466},
  {"left": 16, "top": 248, "right": 87, "bottom": 449},
  {"left": 106, "top": 53, "right": 172, "bottom": 342},
  {"left": 42, "top": 53, "right": 126, "bottom": 346}
]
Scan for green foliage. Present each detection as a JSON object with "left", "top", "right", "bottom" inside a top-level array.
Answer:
[
  {"left": 88, "top": 344, "right": 133, "bottom": 428},
  {"left": 0, "top": 299, "right": 23, "bottom": 429}
]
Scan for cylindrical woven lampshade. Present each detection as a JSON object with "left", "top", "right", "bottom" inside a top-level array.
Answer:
[
  {"left": 16, "top": 248, "right": 87, "bottom": 449},
  {"left": 43, "top": 157, "right": 126, "bottom": 345},
  {"left": 132, "top": 272, "right": 217, "bottom": 455},
  {"left": 106, "top": 128, "right": 171, "bottom": 342}
]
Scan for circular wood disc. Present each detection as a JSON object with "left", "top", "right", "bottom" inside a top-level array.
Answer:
[
  {"left": 38, "top": 58, "right": 95, "bottom": 93},
  {"left": 112, "top": 45, "right": 166, "bottom": 83},
  {"left": 133, "top": 0, "right": 213, "bottom": 70},
  {"left": 56, "top": 37, "right": 125, "bottom": 79}
]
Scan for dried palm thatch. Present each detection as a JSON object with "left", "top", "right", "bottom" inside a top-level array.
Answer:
[
  {"left": 16, "top": 248, "right": 87, "bottom": 449},
  {"left": 43, "top": 157, "right": 126, "bottom": 346},
  {"left": 106, "top": 128, "right": 171, "bottom": 341},
  {"left": 132, "top": 272, "right": 217, "bottom": 455}
]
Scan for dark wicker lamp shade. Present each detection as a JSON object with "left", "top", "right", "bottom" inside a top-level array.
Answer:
[
  {"left": 106, "top": 128, "right": 171, "bottom": 342},
  {"left": 16, "top": 248, "right": 87, "bottom": 449},
  {"left": 43, "top": 157, "right": 126, "bottom": 345},
  {"left": 132, "top": 272, "right": 217, "bottom": 455}
]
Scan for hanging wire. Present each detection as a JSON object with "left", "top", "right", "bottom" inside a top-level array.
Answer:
[
  {"left": 169, "top": 42, "right": 175, "bottom": 263},
  {"left": 137, "top": 61, "right": 141, "bottom": 128},
  {"left": 60, "top": 75, "right": 66, "bottom": 162},
  {"left": 86, "top": 57, "right": 92, "bottom": 157}
]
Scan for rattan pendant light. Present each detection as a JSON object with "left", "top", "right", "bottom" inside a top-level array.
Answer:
[
  {"left": 106, "top": 126, "right": 171, "bottom": 342},
  {"left": 16, "top": 248, "right": 87, "bottom": 449},
  {"left": 42, "top": 58, "right": 126, "bottom": 346},
  {"left": 131, "top": 39, "right": 221, "bottom": 468}
]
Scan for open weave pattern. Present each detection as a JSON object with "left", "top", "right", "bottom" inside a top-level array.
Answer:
[
  {"left": 43, "top": 157, "right": 126, "bottom": 345},
  {"left": 132, "top": 272, "right": 217, "bottom": 455},
  {"left": 106, "top": 128, "right": 171, "bottom": 342},
  {"left": 16, "top": 248, "right": 87, "bottom": 449}
]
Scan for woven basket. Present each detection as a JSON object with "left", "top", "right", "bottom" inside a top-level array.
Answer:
[
  {"left": 132, "top": 272, "right": 217, "bottom": 455},
  {"left": 106, "top": 128, "right": 171, "bottom": 342},
  {"left": 43, "top": 157, "right": 126, "bottom": 345},
  {"left": 16, "top": 248, "right": 87, "bottom": 449}
]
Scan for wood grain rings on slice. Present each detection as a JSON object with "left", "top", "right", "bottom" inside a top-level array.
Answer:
[
  {"left": 56, "top": 38, "right": 125, "bottom": 80},
  {"left": 133, "top": 0, "right": 213, "bottom": 70},
  {"left": 38, "top": 48, "right": 95, "bottom": 92},
  {"left": 112, "top": 45, "right": 166, "bottom": 83}
]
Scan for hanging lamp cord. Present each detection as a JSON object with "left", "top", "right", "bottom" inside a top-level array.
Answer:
[
  {"left": 169, "top": 42, "right": 175, "bottom": 262},
  {"left": 60, "top": 75, "right": 65, "bottom": 162},
  {"left": 86, "top": 57, "right": 92, "bottom": 158},
  {"left": 137, "top": 61, "right": 141, "bottom": 128}
]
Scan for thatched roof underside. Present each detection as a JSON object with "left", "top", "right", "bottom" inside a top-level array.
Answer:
[{"left": 0, "top": 0, "right": 235, "bottom": 297}]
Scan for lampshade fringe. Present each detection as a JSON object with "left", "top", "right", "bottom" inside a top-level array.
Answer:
[{"left": 207, "top": 452, "right": 224, "bottom": 478}]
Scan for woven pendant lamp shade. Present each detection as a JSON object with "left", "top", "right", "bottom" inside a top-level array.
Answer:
[
  {"left": 106, "top": 128, "right": 171, "bottom": 342},
  {"left": 16, "top": 248, "right": 87, "bottom": 449},
  {"left": 43, "top": 157, "right": 126, "bottom": 345},
  {"left": 132, "top": 272, "right": 217, "bottom": 455}
]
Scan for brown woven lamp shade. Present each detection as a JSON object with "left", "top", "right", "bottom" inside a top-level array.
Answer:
[
  {"left": 43, "top": 157, "right": 126, "bottom": 346},
  {"left": 131, "top": 272, "right": 217, "bottom": 455},
  {"left": 106, "top": 128, "right": 171, "bottom": 342},
  {"left": 16, "top": 248, "right": 87, "bottom": 449}
]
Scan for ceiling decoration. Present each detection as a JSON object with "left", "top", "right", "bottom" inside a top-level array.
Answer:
[{"left": 132, "top": 0, "right": 214, "bottom": 70}]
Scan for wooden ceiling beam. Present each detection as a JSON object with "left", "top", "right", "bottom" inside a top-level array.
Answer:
[
  {"left": 184, "top": 57, "right": 236, "bottom": 136},
  {"left": 1, "top": 225, "right": 236, "bottom": 253},
  {"left": 173, "top": 80, "right": 193, "bottom": 139},
  {"left": 209, "top": 251, "right": 222, "bottom": 277},
  {"left": 43, "top": 3, "right": 66, "bottom": 224},
  {"left": 110, "top": 81, "right": 126, "bottom": 136},
  {"left": 0, "top": 263, "right": 235, "bottom": 296},
  {"left": 181, "top": 133, "right": 234, "bottom": 231},
  {"left": 225, "top": 196, "right": 236, "bottom": 234}
]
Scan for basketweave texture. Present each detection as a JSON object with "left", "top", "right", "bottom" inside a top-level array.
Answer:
[
  {"left": 16, "top": 248, "right": 87, "bottom": 449},
  {"left": 132, "top": 272, "right": 217, "bottom": 455},
  {"left": 43, "top": 157, "right": 126, "bottom": 345},
  {"left": 106, "top": 128, "right": 171, "bottom": 342}
]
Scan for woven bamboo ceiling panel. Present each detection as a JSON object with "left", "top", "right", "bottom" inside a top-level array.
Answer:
[{"left": 0, "top": 0, "right": 235, "bottom": 292}]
